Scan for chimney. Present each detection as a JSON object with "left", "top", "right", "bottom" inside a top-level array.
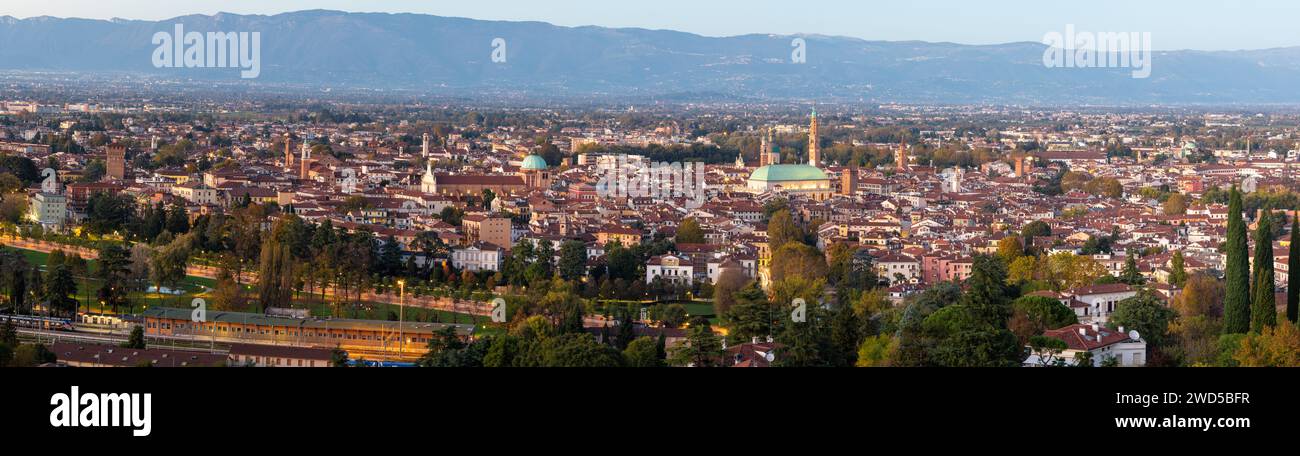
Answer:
[
  {"left": 1118, "top": 326, "right": 1125, "bottom": 334},
  {"left": 1079, "top": 327, "right": 1088, "bottom": 336},
  {"left": 1091, "top": 323, "right": 1100, "bottom": 333}
]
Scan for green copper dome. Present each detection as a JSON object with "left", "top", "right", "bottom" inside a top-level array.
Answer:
[
  {"left": 749, "top": 164, "right": 827, "bottom": 182},
  {"left": 521, "top": 154, "right": 548, "bottom": 170}
]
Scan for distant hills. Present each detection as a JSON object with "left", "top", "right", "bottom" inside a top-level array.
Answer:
[{"left": 2, "top": 9, "right": 1300, "bottom": 104}]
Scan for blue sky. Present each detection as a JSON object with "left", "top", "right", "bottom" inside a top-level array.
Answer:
[{"left": 4, "top": 0, "right": 1296, "bottom": 51}]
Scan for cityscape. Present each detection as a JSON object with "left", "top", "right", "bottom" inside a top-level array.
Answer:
[{"left": 1, "top": 4, "right": 1299, "bottom": 374}]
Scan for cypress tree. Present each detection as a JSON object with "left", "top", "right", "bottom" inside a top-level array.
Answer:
[
  {"left": 1289, "top": 217, "right": 1300, "bottom": 324},
  {"left": 1169, "top": 251, "right": 1187, "bottom": 286},
  {"left": 1119, "top": 252, "right": 1145, "bottom": 285},
  {"left": 1251, "top": 212, "right": 1276, "bottom": 331},
  {"left": 1223, "top": 187, "right": 1251, "bottom": 334}
]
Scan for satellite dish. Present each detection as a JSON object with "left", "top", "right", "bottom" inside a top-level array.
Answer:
[
  {"left": 764, "top": 352, "right": 775, "bottom": 363},
  {"left": 1128, "top": 330, "right": 1141, "bottom": 341}
]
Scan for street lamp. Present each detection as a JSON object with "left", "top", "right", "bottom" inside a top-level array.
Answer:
[{"left": 397, "top": 279, "right": 405, "bottom": 355}]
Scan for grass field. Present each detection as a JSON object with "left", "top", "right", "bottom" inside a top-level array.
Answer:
[{"left": 10, "top": 246, "right": 215, "bottom": 315}]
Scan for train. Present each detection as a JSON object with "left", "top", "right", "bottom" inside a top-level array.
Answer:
[{"left": 0, "top": 314, "right": 76, "bottom": 331}]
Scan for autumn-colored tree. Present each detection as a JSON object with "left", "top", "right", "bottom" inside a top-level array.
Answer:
[
  {"left": 855, "top": 334, "right": 897, "bottom": 367},
  {"left": 769, "top": 276, "right": 826, "bottom": 311},
  {"left": 1168, "top": 315, "right": 1223, "bottom": 366},
  {"left": 1233, "top": 322, "right": 1300, "bottom": 367},
  {"left": 996, "top": 235, "right": 1023, "bottom": 263},
  {"left": 711, "top": 267, "right": 749, "bottom": 316},
  {"left": 1006, "top": 255, "right": 1038, "bottom": 285},
  {"left": 1060, "top": 171, "right": 1092, "bottom": 193},
  {"left": 1010, "top": 253, "right": 1108, "bottom": 291},
  {"left": 1163, "top": 193, "right": 1189, "bottom": 216},
  {"left": 768, "top": 242, "right": 828, "bottom": 283},
  {"left": 1172, "top": 273, "right": 1225, "bottom": 319}
]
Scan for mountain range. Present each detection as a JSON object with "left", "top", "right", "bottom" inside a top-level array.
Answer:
[{"left": 2, "top": 9, "right": 1300, "bottom": 104}]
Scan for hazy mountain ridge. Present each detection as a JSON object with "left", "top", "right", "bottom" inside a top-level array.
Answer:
[{"left": 2, "top": 9, "right": 1299, "bottom": 104}]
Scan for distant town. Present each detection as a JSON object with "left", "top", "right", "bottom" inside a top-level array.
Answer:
[{"left": 0, "top": 83, "right": 1298, "bottom": 368}]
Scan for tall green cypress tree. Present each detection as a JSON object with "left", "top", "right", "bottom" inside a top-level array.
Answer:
[
  {"left": 1251, "top": 212, "right": 1276, "bottom": 332},
  {"left": 1223, "top": 187, "right": 1251, "bottom": 334},
  {"left": 1289, "top": 217, "right": 1300, "bottom": 324}
]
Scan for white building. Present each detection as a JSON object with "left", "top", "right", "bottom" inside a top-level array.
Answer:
[
  {"left": 1062, "top": 284, "right": 1137, "bottom": 323},
  {"left": 451, "top": 242, "right": 503, "bottom": 272},
  {"left": 27, "top": 192, "right": 67, "bottom": 228},
  {"left": 1025, "top": 323, "right": 1147, "bottom": 367},
  {"left": 875, "top": 253, "right": 920, "bottom": 285},
  {"left": 172, "top": 181, "right": 220, "bottom": 205},
  {"left": 646, "top": 254, "right": 694, "bottom": 285}
]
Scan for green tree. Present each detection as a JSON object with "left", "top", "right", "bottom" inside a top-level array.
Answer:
[
  {"left": 124, "top": 325, "right": 146, "bottom": 349},
  {"left": 622, "top": 336, "right": 664, "bottom": 367},
  {"left": 669, "top": 316, "right": 724, "bottom": 367},
  {"left": 44, "top": 264, "right": 78, "bottom": 317},
  {"left": 962, "top": 255, "right": 1014, "bottom": 327},
  {"left": 767, "top": 210, "right": 803, "bottom": 249},
  {"left": 95, "top": 244, "right": 132, "bottom": 313},
  {"left": 256, "top": 221, "right": 296, "bottom": 311},
  {"left": 720, "top": 283, "right": 772, "bottom": 342},
  {"left": 1250, "top": 212, "right": 1277, "bottom": 332},
  {"left": 1223, "top": 187, "right": 1251, "bottom": 334},
  {"left": 1028, "top": 335, "right": 1070, "bottom": 367},
  {"left": 151, "top": 233, "right": 193, "bottom": 295},
  {"left": 1021, "top": 220, "right": 1051, "bottom": 239},
  {"left": 1008, "top": 295, "right": 1079, "bottom": 343},
  {"left": 1118, "top": 253, "right": 1145, "bottom": 285},
  {"left": 1169, "top": 251, "right": 1187, "bottom": 287},
  {"left": 1110, "top": 291, "right": 1176, "bottom": 348},
  {"left": 1289, "top": 217, "right": 1300, "bottom": 324},
  {"left": 557, "top": 240, "right": 587, "bottom": 281},
  {"left": 675, "top": 217, "right": 706, "bottom": 244},
  {"left": 9, "top": 343, "right": 56, "bottom": 366},
  {"left": 538, "top": 333, "right": 623, "bottom": 367}
]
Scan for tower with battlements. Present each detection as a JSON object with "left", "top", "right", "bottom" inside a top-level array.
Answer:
[
  {"left": 106, "top": 144, "right": 126, "bottom": 181},
  {"left": 896, "top": 141, "right": 909, "bottom": 173}
]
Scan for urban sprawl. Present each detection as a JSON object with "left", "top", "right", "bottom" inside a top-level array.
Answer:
[{"left": 1, "top": 96, "right": 1298, "bottom": 368}]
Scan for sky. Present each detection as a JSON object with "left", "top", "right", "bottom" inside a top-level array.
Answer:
[{"left": 4, "top": 0, "right": 1297, "bottom": 51}]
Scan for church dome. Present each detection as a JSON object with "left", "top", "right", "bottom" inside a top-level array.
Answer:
[
  {"left": 748, "top": 164, "right": 827, "bottom": 182},
  {"left": 521, "top": 154, "right": 548, "bottom": 170}
]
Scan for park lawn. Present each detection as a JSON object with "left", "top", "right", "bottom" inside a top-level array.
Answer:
[
  {"left": 297, "top": 298, "right": 502, "bottom": 336},
  {"left": 681, "top": 302, "right": 717, "bottom": 318},
  {"left": 10, "top": 245, "right": 215, "bottom": 316}
]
